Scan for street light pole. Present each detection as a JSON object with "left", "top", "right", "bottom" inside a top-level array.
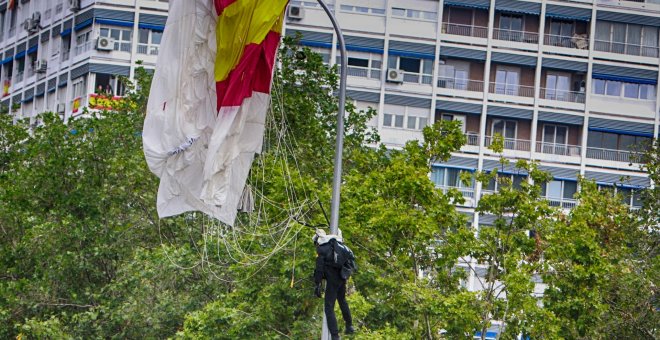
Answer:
[{"left": 315, "top": 1, "right": 347, "bottom": 339}]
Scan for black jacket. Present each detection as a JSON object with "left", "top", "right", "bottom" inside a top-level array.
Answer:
[{"left": 314, "top": 242, "right": 343, "bottom": 284}]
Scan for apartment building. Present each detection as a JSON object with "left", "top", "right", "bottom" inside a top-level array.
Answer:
[
  {"left": 283, "top": 0, "right": 658, "bottom": 215},
  {"left": 0, "top": 0, "right": 168, "bottom": 120}
]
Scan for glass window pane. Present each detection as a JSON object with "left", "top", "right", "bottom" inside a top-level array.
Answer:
[
  {"left": 110, "top": 29, "right": 120, "bottom": 40},
  {"left": 392, "top": 8, "right": 406, "bottom": 16},
  {"left": 419, "top": 117, "right": 428, "bottom": 128},
  {"left": 139, "top": 29, "right": 149, "bottom": 44},
  {"left": 348, "top": 57, "right": 369, "bottom": 67},
  {"left": 486, "top": 177, "right": 497, "bottom": 191},
  {"left": 447, "top": 168, "right": 460, "bottom": 187},
  {"left": 100, "top": 28, "right": 109, "bottom": 37},
  {"left": 547, "top": 180, "right": 562, "bottom": 198},
  {"left": 602, "top": 133, "right": 618, "bottom": 150},
  {"left": 619, "top": 134, "right": 636, "bottom": 151},
  {"left": 543, "top": 125, "right": 555, "bottom": 143},
  {"left": 512, "top": 175, "right": 524, "bottom": 189},
  {"left": 407, "top": 116, "right": 417, "bottom": 129},
  {"left": 383, "top": 113, "right": 392, "bottom": 126},
  {"left": 152, "top": 31, "right": 162, "bottom": 44},
  {"left": 399, "top": 57, "right": 421, "bottom": 73},
  {"left": 394, "top": 114, "right": 404, "bottom": 128},
  {"left": 593, "top": 79, "right": 606, "bottom": 95},
  {"left": 606, "top": 80, "right": 621, "bottom": 96},
  {"left": 432, "top": 168, "right": 445, "bottom": 186},
  {"left": 587, "top": 131, "right": 602, "bottom": 148},
  {"left": 505, "top": 121, "right": 516, "bottom": 139},
  {"left": 624, "top": 83, "right": 639, "bottom": 98},
  {"left": 640, "top": 84, "right": 655, "bottom": 100},
  {"left": 422, "top": 60, "right": 433, "bottom": 75},
  {"left": 563, "top": 181, "right": 577, "bottom": 199},
  {"left": 388, "top": 57, "right": 398, "bottom": 69},
  {"left": 493, "top": 119, "right": 504, "bottom": 135},
  {"left": 555, "top": 126, "right": 567, "bottom": 144}
]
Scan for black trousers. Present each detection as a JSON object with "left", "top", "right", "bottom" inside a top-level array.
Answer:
[{"left": 324, "top": 277, "right": 353, "bottom": 336}]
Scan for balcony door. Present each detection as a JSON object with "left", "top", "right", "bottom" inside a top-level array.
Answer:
[
  {"left": 545, "top": 73, "right": 570, "bottom": 101},
  {"left": 499, "top": 13, "right": 523, "bottom": 41},
  {"left": 548, "top": 19, "right": 574, "bottom": 47},
  {"left": 542, "top": 124, "right": 568, "bottom": 155},
  {"left": 495, "top": 66, "right": 520, "bottom": 96},
  {"left": 439, "top": 61, "right": 469, "bottom": 90},
  {"left": 492, "top": 119, "right": 517, "bottom": 149}
]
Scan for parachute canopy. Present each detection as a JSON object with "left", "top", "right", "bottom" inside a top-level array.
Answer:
[{"left": 143, "top": 0, "right": 288, "bottom": 226}]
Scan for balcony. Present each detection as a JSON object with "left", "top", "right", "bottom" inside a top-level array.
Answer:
[
  {"left": 544, "top": 34, "right": 589, "bottom": 50},
  {"left": 15, "top": 71, "right": 24, "bottom": 83},
  {"left": 437, "top": 77, "right": 484, "bottom": 92},
  {"left": 492, "top": 28, "right": 539, "bottom": 44},
  {"left": 466, "top": 132, "right": 480, "bottom": 146},
  {"left": 539, "top": 88, "right": 585, "bottom": 103},
  {"left": 441, "top": 22, "right": 488, "bottom": 38},
  {"left": 545, "top": 197, "right": 578, "bottom": 209},
  {"left": 586, "top": 146, "right": 636, "bottom": 162},
  {"left": 346, "top": 65, "right": 381, "bottom": 80},
  {"left": 485, "top": 136, "right": 531, "bottom": 151},
  {"left": 488, "top": 83, "right": 535, "bottom": 98},
  {"left": 402, "top": 71, "right": 432, "bottom": 85},
  {"left": 137, "top": 43, "right": 160, "bottom": 56},
  {"left": 8, "top": 26, "right": 15, "bottom": 38},
  {"left": 594, "top": 40, "right": 659, "bottom": 58},
  {"left": 61, "top": 50, "right": 70, "bottom": 62},
  {"left": 536, "top": 141, "right": 581, "bottom": 157}
]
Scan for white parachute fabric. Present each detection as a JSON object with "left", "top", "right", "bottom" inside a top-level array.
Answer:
[{"left": 142, "top": 0, "right": 269, "bottom": 226}]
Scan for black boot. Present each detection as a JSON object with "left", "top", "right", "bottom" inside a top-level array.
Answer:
[
  {"left": 345, "top": 325, "right": 355, "bottom": 334},
  {"left": 331, "top": 334, "right": 341, "bottom": 340}
]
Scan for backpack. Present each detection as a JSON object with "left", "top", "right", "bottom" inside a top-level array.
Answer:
[{"left": 328, "top": 239, "right": 357, "bottom": 280}]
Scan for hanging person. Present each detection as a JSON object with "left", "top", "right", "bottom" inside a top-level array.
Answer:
[{"left": 313, "top": 229, "right": 356, "bottom": 339}]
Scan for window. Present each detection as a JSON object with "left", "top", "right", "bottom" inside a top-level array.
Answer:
[
  {"left": 71, "top": 77, "right": 86, "bottom": 100},
  {"left": 339, "top": 5, "right": 385, "bottom": 16},
  {"left": 75, "top": 31, "right": 91, "bottom": 55},
  {"left": 485, "top": 173, "right": 526, "bottom": 192},
  {"left": 438, "top": 61, "right": 470, "bottom": 90},
  {"left": 495, "top": 66, "right": 520, "bottom": 95},
  {"left": 61, "top": 35, "right": 71, "bottom": 61},
  {"left": 100, "top": 27, "right": 132, "bottom": 52},
  {"left": 437, "top": 113, "right": 467, "bottom": 133},
  {"left": 588, "top": 130, "right": 651, "bottom": 151},
  {"left": 597, "top": 185, "right": 643, "bottom": 208},
  {"left": 543, "top": 124, "right": 568, "bottom": 145},
  {"left": 0, "top": 10, "right": 5, "bottom": 42},
  {"left": 549, "top": 19, "right": 574, "bottom": 37},
  {"left": 432, "top": 167, "right": 474, "bottom": 189},
  {"left": 545, "top": 73, "right": 570, "bottom": 100},
  {"left": 392, "top": 7, "right": 436, "bottom": 21},
  {"left": 595, "top": 21, "right": 659, "bottom": 57},
  {"left": 498, "top": 13, "right": 523, "bottom": 41},
  {"left": 592, "top": 78, "right": 656, "bottom": 100},
  {"left": 388, "top": 56, "right": 433, "bottom": 84},
  {"left": 406, "top": 115, "right": 428, "bottom": 129},
  {"left": 541, "top": 180, "right": 577, "bottom": 203},
  {"left": 138, "top": 29, "right": 163, "bottom": 55},
  {"left": 383, "top": 113, "right": 404, "bottom": 128},
  {"left": 343, "top": 52, "right": 382, "bottom": 79},
  {"left": 9, "top": 7, "right": 17, "bottom": 37},
  {"left": 492, "top": 119, "right": 517, "bottom": 139}
]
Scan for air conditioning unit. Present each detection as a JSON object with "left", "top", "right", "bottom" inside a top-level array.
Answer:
[
  {"left": 96, "top": 37, "right": 115, "bottom": 51},
  {"left": 288, "top": 5, "right": 304, "bottom": 20},
  {"left": 386, "top": 68, "right": 404, "bottom": 83},
  {"left": 56, "top": 103, "right": 66, "bottom": 113},
  {"left": 34, "top": 60, "right": 47, "bottom": 73},
  {"left": 68, "top": 0, "right": 81, "bottom": 12}
]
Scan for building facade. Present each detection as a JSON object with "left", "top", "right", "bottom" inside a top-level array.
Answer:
[
  {"left": 0, "top": 0, "right": 168, "bottom": 120},
  {"left": 283, "top": 0, "right": 658, "bottom": 217}
]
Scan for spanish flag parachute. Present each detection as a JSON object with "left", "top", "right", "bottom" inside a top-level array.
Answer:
[{"left": 143, "top": 0, "right": 288, "bottom": 226}]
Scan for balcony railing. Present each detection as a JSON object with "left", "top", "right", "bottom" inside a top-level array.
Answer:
[
  {"left": 586, "top": 147, "right": 636, "bottom": 162},
  {"left": 545, "top": 197, "right": 578, "bottom": 209},
  {"left": 544, "top": 34, "right": 589, "bottom": 49},
  {"left": 466, "top": 132, "right": 480, "bottom": 146},
  {"left": 594, "top": 39, "right": 659, "bottom": 58},
  {"left": 137, "top": 43, "right": 160, "bottom": 56},
  {"left": 75, "top": 41, "right": 92, "bottom": 56},
  {"left": 437, "top": 76, "right": 484, "bottom": 92},
  {"left": 536, "top": 141, "right": 581, "bottom": 156},
  {"left": 539, "top": 88, "right": 586, "bottom": 103},
  {"left": 402, "top": 71, "right": 433, "bottom": 85},
  {"left": 489, "top": 83, "right": 535, "bottom": 97},
  {"left": 441, "top": 22, "right": 488, "bottom": 38},
  {"left": 346, "top": 65, "right": 381, "bottom": 79},
  {"left": 485, "top": 136, "right": 531, "bottom": 151},
  {"left": 492, "top": 28, "right": 539, "bottom": 44},
  {"left": 437, "top": 185, "right": 475, "bottom": 199}
]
